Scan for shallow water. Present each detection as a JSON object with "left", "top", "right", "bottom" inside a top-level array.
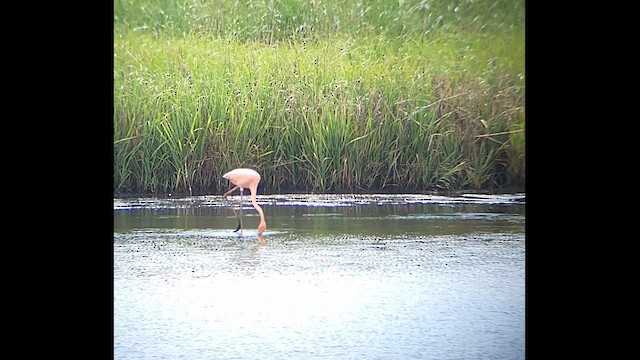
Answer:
[{"left": 114, "top": 193, "right": 525, "bottom": 360}]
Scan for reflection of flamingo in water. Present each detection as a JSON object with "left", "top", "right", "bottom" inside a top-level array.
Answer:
[{"left": 223, "top": 168, "right": 267, "bottom": 236}]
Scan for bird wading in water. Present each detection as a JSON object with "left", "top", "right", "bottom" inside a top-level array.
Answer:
[{"left": 222, "top": 168, "right": 267, "bottom": 236}]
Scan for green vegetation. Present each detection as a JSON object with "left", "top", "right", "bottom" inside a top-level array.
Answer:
[{"left": 114, "top": 0, "right": 525, "bottom": 195}]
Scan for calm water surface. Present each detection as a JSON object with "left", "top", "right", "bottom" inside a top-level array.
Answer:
[{"left": 114, "top": 194, "right": 525, "bottom": 360}]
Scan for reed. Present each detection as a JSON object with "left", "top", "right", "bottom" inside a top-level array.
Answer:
[{"left": 114, "top": 0, "right": 525, "bottom": 195}]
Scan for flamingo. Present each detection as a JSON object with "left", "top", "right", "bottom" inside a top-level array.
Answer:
[{"left": 222, "top": 168, "right": 267, "bottom": 235}]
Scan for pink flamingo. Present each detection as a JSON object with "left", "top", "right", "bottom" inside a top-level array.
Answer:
[{"left": 222, "top": 168, "right": 267, "bottom": 235}]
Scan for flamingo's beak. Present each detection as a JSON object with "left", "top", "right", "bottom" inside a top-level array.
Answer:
[{"left": 258, "top": 222, "right": 267, "bottom": 235}]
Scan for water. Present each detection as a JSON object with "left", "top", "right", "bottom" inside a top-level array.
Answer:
[{"left": 114, "top": 193, "right": 525, "bottom": 360}]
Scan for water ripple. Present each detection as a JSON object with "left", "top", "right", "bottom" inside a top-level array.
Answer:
[{"left": 114, "top": 193, "right": 525, "bottom": 210}]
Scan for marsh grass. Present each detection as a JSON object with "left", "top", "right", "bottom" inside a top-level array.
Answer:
[{"left": 114, "top": 0, "right": 525, "bottom": 195}]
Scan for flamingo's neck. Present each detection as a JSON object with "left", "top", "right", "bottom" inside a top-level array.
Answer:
[{"left": 251, "top": 190, "right": 267, "bottom": 235}]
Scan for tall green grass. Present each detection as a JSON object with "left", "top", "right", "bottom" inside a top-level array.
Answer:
[{"left": 114, "top": 0, "right": 525, "bottom": 195}]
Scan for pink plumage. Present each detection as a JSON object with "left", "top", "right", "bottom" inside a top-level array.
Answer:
[{"left": 223, "top": 168, "right": 261, "bottom": 190}]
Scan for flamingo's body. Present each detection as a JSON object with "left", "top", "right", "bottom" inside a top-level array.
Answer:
[{"left": 223, "top": 168, "right": 267, "bottom": 235}]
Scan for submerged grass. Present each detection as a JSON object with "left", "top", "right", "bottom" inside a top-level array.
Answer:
[{"left": 114, "top": 0, "right": 525, "bottom": 195}]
